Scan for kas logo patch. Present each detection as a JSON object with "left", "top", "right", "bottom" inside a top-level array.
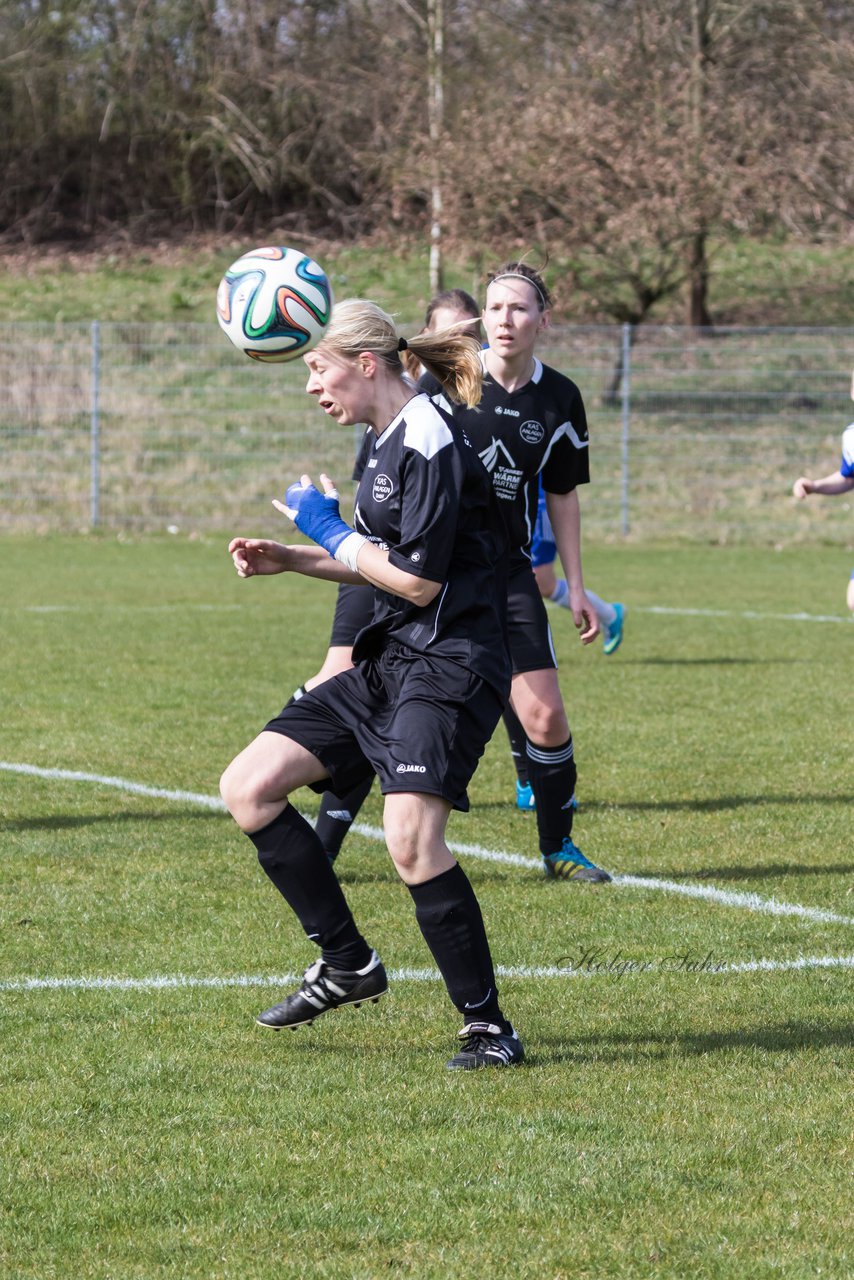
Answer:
[
  {"left": 372, "top": 473, "right": 393, "bottom": 502},
  {"left": 520, "top": 420, "right": 545, "bottom": 444}
]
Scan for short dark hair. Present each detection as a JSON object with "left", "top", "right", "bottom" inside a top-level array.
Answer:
[{"left": 424, "top": 288, "right": 480, "bottom": 328}]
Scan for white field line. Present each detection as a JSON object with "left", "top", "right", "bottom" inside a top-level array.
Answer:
[
  {"left": 613, "top": 873, "right": 854, "bottom": 928},
  {"left": 10, "top": 604, "right": 244, "bottom": 613},
  {"left": 2, "top": 954, "right": 854, "bottom": 994},
  {"left": 0, "top": 761, "right": 227, "bottom": 811},
  {"left": 7, "top": 603, "right": 852, "bottom": 624},
  {"left": 638, "top": 605, "right": 851, "bottom": 625},
  {"left": 3, "top": 762, "right": 854, "bottom": 929}
]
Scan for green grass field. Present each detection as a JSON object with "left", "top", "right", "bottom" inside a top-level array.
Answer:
[
  {"left": 2, "top": 234, "right": 852, "bottom": 327},
  {"left": 1, "top": 537, "right": 852, "bottom": 1279}
]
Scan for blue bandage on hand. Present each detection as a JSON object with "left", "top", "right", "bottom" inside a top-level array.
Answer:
[{"left": 283, "top": 479, "right": 354, "bottom": 558}]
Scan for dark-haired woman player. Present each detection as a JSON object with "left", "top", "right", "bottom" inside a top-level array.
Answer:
[
  {"left": 221, "top": 298, "right": 523, "bottom": 1070},
  {"left": 423, "top": 262, "right": 611, "bottom": 883}
]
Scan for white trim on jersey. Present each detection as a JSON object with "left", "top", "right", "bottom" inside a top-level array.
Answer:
[
  {"left": 538, "top": 419, "right": 589, "bottom": 475},
  {"left": 546, "top": 616, "right": 557, "bottom": 667},
  {"left": 402, "top": 396, "right": 454, "bottom": 461},
  {"left": 427, "top": 387, "right": 454, "bottom": 415},
  {"left": 375, "top": 394, "right": 453, "bottom": 461},
  {"left": 428, "top": 581, "right": 450, "bottom": 645},
  {"left": 522, "top": 491, "right": 533, "bottom": 552},
  {"left": 373, "top": 417, "right": 401, "bottom": 449},
  {"left": 477, "top": 350, "right": 545, "bottom": 386}
]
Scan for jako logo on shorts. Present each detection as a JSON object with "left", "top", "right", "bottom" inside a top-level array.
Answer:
[{"left": 396, "top": 763, "right": 427, "bottom": 773}]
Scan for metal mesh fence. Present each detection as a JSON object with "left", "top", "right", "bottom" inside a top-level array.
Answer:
[{"left": 2, "top": 321, "right": 852, "bottom": 543}]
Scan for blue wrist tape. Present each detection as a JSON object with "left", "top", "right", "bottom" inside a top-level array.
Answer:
[{"left": 284, "top": 481, "right": 354, "bottom": 558}]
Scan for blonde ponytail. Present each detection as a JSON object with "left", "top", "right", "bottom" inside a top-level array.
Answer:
[
  {"left": 317, "top": 298, "right": 483, "bottom": 409},
  {"left": 405, "top": 329, "right": 483, "bottom": 408}
]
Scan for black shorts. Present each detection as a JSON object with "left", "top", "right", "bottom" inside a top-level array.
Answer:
[
  {"left": 328, "top": 583, "right": 375, "bottom": 648},
  {"left": 507, "top": 564, "right": 557, "bottom": 675},
  {"left": 264, "top": 645, "right": 504, "bottom": 811}
]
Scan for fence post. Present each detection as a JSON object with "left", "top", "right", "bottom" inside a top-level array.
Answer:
[
  {"left": 90, "top": 320, "right": 101, "bottom": 527},
  {"left": 620, "top": 322, "right": 631, "bottom": 535}
]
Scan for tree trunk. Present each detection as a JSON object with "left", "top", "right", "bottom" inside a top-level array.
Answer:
[
  {"left": 688, "top": 230, "right": 713, "bottom": 329},
  {"left": 427, "top": 0, "right": 444, "bottom": 295}
]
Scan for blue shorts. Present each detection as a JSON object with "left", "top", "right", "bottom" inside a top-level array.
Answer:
[{"left": 531, "top": 491, "right": 556, "bottom": 569}]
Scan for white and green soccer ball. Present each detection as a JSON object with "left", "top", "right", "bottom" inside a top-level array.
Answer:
[{"left": 216, "top": 245, "right": 333, "bottom": 363}]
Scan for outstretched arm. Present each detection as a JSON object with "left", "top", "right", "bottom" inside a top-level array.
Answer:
[
  {"left": 792, "top": 470, "right": 854, "bottom": 499},
  {"left": 228, "top": 538, "right": 362, "bottom": 583}
]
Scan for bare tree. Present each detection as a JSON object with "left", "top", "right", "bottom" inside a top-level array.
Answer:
[
  {"left": 0, "top": 0, "right": 849, "bottom": 337},
  {"left": 431, "top": 0, "right": 851, "bottom": 324}
]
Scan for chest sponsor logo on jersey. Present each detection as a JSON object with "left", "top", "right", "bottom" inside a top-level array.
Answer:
[
  {"left": 520, "top": 420, "right": 545, "bottom": 444},
  {"left": 372, "top": 473, "right": 394, "bottom": 502},
  {"left": 479, "top": 437, "right": 525, "bottom": 501}
]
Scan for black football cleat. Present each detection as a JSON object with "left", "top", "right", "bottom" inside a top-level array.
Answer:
[
  {"left": 256, "top": 950, "right": 387, "bottom": 1029},
  {"left": 446, "top": 1021, "right": 525, "bottom": 1070}
]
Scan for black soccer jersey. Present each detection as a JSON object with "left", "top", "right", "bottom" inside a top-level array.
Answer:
[
  {"left": 352, "top": 426, "right": 373, "bottom": 483},
  {"left": 421, "top": 356, "right": 590, "bottom": 571},
  {"left": 350, "top": 392, "right": 510, "bottom": 697}
]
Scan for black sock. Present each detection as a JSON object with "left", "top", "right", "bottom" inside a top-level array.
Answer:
[
  {"left": 503, "top": 704, "right": 529, "bottom": 787},
  {"left": 408, "top": 864, "right": 504, "bottom": 1025},
  {"left": 526, "top": 736, "right": 577, "bottom": 855},
  {"left": 247, "top": 805, "right": 372, "bottom": 971},
  {"left": 314, "top": 774, "right": 375, "bottom": 860}
]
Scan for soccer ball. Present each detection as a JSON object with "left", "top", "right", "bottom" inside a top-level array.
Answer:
[{"left": 216, "top": 246, "right": 333, "bottom": 363}]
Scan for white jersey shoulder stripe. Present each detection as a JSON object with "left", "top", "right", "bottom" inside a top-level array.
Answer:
[{"left": 401, "top": 394, "right": 454, "bottom": 460}]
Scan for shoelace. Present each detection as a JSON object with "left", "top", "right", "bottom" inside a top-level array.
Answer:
[
  {"left": 559, "top": 843, "right": 595, "bottom": 867},
  {"left": 297, "top": 965, "right": 346, "bottom": 1007},
  {"left": 459, "top": 1033, "right": 513, "bottom": 1062}
]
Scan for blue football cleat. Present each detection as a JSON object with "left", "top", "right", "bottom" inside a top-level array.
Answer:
[
  {"left": 516, "top": 781, "right": 579, "bottom": 813},
  {"left": 516, "top": 780, "right": 536, "bottom": 810},
  {"left": 603, "top": 602, "right": 625, "bottom": 655},
  {"left": 542, "top": 838, "right": 611, "bottom": 883}
]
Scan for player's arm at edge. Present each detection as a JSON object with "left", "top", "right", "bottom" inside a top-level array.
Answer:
[
  {"left": 793, "top": 470, "right": 854, "bottom": 498},
  {"left": 544, "top": 487, "right": 599, "bottom": 644}
]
